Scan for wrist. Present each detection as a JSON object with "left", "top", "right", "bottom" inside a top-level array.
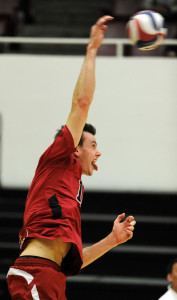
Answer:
[
  {"left": 86, "top": 43, "right": 98, "bottom": 56},
  {"left": 106, "top": 232, "right": 119, "bottom": 249}
]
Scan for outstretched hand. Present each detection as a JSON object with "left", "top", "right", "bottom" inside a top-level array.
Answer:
[
  {"left": 111, "top": 213, "right": 136, "bottom": 246},
  {"left": 88, "top": 15, "right": 114, "bottom": 51},
  {"left": 82, "top": 213, "right": 136, "bottom": 269}
]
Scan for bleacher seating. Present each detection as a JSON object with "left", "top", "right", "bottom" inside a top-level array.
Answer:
[
  {"left": 0, "top": 0, "right": 176, "bottom": 56},
  {"left": 0, "top": 188, "right": 177, "bottom": 299}
]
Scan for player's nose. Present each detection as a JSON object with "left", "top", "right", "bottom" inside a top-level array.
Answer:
[{"left": 96, "top": 149, "right": 101, "bottom": 157}]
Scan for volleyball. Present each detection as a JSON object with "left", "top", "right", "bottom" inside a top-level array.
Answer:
[{"left": 126, "top": 10, "right": 167, "bottom": 50}]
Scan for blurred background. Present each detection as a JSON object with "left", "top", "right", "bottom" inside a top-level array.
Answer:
[{"left": 0, "top": 0, "right": 177, "bottom": 299}]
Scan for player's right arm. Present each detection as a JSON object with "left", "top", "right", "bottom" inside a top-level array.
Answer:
[{"left": 66, "top": 15, "right": 114, "bottom": 147}]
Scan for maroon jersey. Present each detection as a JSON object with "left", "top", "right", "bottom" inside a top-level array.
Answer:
[{"left": 19, "top": 125, "right": 84, "bottom": 276}]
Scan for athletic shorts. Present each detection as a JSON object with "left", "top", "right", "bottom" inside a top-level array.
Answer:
[{"left": 6, "top": 256, "right": 67, "bottom": 300}]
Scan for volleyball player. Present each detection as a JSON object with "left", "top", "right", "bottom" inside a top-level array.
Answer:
[{"left": 7, "top": 15, "right": 136, "bottom": 299}]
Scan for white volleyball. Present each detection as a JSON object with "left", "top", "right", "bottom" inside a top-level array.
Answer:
[{"left": 126, "top": 10, "right": 167, "bottom": 50}]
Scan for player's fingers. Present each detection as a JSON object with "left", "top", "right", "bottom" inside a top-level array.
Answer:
[
  {"left": 101, "top": 25, "right": 108, "bottom": 31},
  {"left": 96, "top": 15, "right": 114, "bottom": 27},
  {"left": 130, "top": 220, "right": 136, "bottom": 226},
  {"left": 124, "top": 230, "right": 134, "bottom": 241},
  {"left": 126, "top": 216, "right": 135, "bottom": 223},
  {"left": 127, "top": 225, "right": 135, "bottom": 231},
  {"left": 116, "top": 213, "right": 125, "bottom": 223},
  {"left": 129, "top": 232, "right": 133, "bottom": 239}
]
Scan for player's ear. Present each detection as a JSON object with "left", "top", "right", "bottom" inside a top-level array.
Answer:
[
  {"left": 74, "top": 147, "right": 80, "bottom": 158},
  {"left": 167, "top": 274, "right": 172, "bottom": 283}
]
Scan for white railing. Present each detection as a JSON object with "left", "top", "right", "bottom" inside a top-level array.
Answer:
[{"left": 0, "top": 37, "right": 177, "bottom": 57}]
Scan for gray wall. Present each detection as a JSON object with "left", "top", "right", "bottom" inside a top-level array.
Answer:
[{"left": 0, "top": 55, "right": 177, "bottom": 192}]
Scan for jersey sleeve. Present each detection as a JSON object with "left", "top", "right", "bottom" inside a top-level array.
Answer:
[{"left": 39, "top": 125, "right": 76, "bottom": 165}]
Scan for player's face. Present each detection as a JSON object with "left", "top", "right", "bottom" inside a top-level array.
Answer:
[
  {"left": 77, "top": 132, "right": 101, "bottom": 176},
  {"left": 168, "top": 263, "right": 177, "bottom": 291}
]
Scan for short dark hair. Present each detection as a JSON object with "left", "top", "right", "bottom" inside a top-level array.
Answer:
[
  {"left": 167, "top": 258, "right": 177, "bottom": 274},
  {"left": 54, "top": 123, "right": 96, "bottom": 146}
]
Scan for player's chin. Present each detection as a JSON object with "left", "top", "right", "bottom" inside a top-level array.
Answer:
[
  {"left": 87, "top": 170, "right": 94, "bottom": 176},
  {"left": 86, "top": 167, "right": 94, "bottom": 176}
]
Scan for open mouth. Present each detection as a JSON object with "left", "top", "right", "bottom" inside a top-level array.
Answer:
[{"left": 91, "top": 160, "right": 98, "bottom": 171}]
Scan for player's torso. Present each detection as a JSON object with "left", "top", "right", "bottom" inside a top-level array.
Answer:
[
  {"left": 20, "top": 237, "right": 72, "bottom": 267},
  {"left": 24, "top": 155, "right": 84, "bottom": 226}
]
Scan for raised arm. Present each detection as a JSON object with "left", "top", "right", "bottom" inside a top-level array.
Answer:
[
  {"left": 66, "top": 15, "right": 114, "bottom": 147},
  {"left": 81, "top": 213, "right": 136, "bottom": 269}
]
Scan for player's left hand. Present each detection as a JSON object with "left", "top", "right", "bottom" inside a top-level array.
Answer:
[{"left": 111, "top": 213, "right": 136, "bottom": 246}]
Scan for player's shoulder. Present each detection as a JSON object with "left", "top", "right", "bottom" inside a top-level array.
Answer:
[
  {"left": 55, "top": 125, "right": 75, "bottom": 150},
  {"left": 158, "top": 290, "right": 170, "bottom": 300},
  {"left": 56, "top": 125, "right": 73, "bottom": 141},
  {"left": 38, "top": 125, "right": 76, "bottom": 165}
]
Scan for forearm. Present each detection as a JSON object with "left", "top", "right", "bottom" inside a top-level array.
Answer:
[
  {"left": 81, "top": 232, "right": 117, "bottom": 269},
  {"left": 72, "top": 46, "right": 98, "bottom": 108},
  {"left": 71, "top": 14, "right": 113, "bottom": 109}
]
